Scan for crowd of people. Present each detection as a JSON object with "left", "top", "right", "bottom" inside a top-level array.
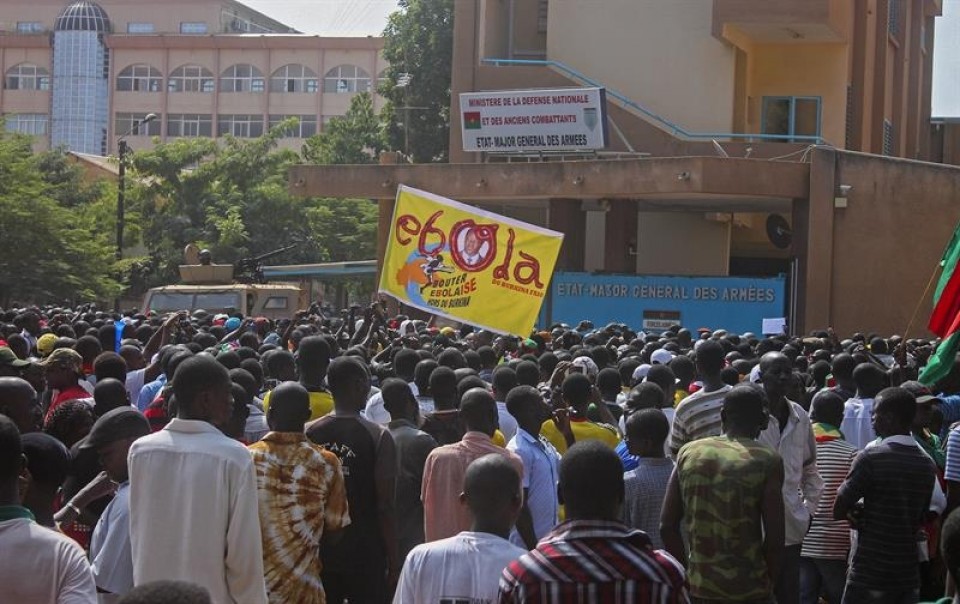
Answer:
[{"left": 1, "top": 301, "right": 960, "bottom": 603}]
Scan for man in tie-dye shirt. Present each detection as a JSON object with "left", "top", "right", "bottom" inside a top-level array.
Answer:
[{"left": 249, "top": 381, "right": 350, "bottom": 604}]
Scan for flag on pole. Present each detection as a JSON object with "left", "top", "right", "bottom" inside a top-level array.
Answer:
[{"left": 920, "top": 222, "right": 960, "bottom": 385}]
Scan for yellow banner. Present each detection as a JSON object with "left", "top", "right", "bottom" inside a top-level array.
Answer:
[{"left": 380, "top": 186, "right": 564, "bottom": 335}]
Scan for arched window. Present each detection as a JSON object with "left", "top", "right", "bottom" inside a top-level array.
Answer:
[
  {"left": 220, "top": 64, "right": 264, "bottom": 93},
  {"left": 323, "top": 65, "right": 371, "bottom": 93},
  {"left": 269, "top": 64, "right": 318, "bottom": 93},
  {"left": 5, "top": 63, "right": 50, "bottom": 91},
  {"left": 168, "top": 64, "right": 214, "bottom": 93},
  {"left": 116, "top": 64, "right": 162, "bottom": 92}
]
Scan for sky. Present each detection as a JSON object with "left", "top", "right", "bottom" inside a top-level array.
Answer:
[
  {"left": 933, "top": 0, "right": 960, "bottom": 118},
  {"left": 241, "top": 0, "right": 400, "bottom": 37}
]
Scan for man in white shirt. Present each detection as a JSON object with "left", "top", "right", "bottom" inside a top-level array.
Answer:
[
  {"left": 0, "top": 415, "right": 98, "bottom": 603},
  {"left": 128, "top": 355, "right": 267, "bottom": 604},
  {"left": 840, "top": 363, "right": 887, "bottom": 450},
  {"left": 84, "top": 407, "right": 152, "bottom": 599},
  {"left": 758, "top": 352, "right": 823, "bottom": 604},
  {"left": 394, "top": 453, "right": 525, "bottom": 603}
]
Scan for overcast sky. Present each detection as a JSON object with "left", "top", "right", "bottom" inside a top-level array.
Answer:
[
  {"left": 242, "top": 0, "right": 399, "bottom": 36},
  {"left": 934, "top": 0, "right": 960, "bottom": 118}
]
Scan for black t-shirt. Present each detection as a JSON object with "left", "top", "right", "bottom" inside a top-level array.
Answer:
[
  {"left": 420, "top": 411, "right": 465, "bottom": 446},
  {"left": 306, "top": 414, "right": 396, "bottom": 573},
  {"left": 65, "top": 437, "right": 111, "bottom": 519}
]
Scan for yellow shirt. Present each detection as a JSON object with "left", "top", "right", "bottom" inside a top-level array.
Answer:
[
  {"left": 492, "top": 430, "right": 506, "bottom": 447},
  {"left": 540, "top": 418, "right": 621, "bottom": 454},
  {"left": 674, "top": 389, "right": 686, "bottom": 407},
  {"left": 263, "top": 389, "right": 334, "bottom": 422}
]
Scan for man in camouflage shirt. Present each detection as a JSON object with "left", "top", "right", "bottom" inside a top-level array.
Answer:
[{"left": 661, "top": 385, "right": 785, "bottom": 603}]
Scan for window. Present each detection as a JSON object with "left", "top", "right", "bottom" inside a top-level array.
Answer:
[
  {"left": 219, "top": 64, "right": 265, "bottom": 92},
  {"left": 269, "top": 114, "right": 317, "bottom": 138},
  {"left": 218, "top": 114, "right": 264, "bottom": 138},
  {"left": 323, "top": 65, "right": 371, "bottom": 93},
  {"left": 168, "top": 65, "right": 215, "bottom": 93},
  {"left": 883, "top": 119, "right": 894, "bottom": 156},
  {"left": 5, "top": 63, "right": 50, "bottom": 91},
  {"left": 888, "top": 0, "right": 902, "bottom": 38},
  {"left": 116, "top": 64, "right": 162, "bottom": 92},
  {"left": 761, "top": 96, "right": 821, "bottom": 142},
  {"left": 180, "top": 22, "right": 208, "bottom": 34},
  {"left": 4, "top": 113, "right": 48, "bottom": 135},
  {"left": 126, "top": 22, "right": 154, "bottom": 33},
  {"left": 269, "top": 64, "right": 318, "bottom": 93},
  {"left": 263, "top": 297, "right": 289, "bottom": 310},
  {"left": 16, "top": 22, "right": 44, "bottom": 33},
  {"left": 167, "top": 114, "right": 212, "bottom": 137},
  {"left": 115, "top": 113, "right": 161, "bottom": 136}
]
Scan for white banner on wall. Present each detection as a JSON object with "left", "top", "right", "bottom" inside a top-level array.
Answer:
[{"left": 460, "top": 87, "right": 608, "bottom": 153}]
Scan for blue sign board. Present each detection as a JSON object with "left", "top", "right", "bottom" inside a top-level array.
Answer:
[{"left": 541, "top": 272, "right": 787, "bottom": 334}]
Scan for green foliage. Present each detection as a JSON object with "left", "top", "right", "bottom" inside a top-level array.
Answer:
[
  {"left": 302, "top": 93, "right": 385, "bottom": 164},
  {"left": 0, "top": 133, "right": 119, "bottom": 305},
  {"left": 307, "top": 198, "right": 379, "bottom": 262},
  {"left": 129, "top": 121, "right": 380, "bottom": 290},
  {"left": 381, "top": 0, "right": 454, "bottom": 162}
]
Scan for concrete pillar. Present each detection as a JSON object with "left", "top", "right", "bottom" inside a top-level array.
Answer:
[
  {"left": 604, "top": 198, "right": 637, "bottom": 273},
  {"left": 792, "top": 147, "right": 836, "bottom": 334},
  {"left": 548, "top": 199, "right": 585, "bottom": 271}
]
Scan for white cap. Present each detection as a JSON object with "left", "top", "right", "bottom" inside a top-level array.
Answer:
[
  {"left": 651, "top": 349, "right": 675, "bottom": 365},
  {"left": 631, "top": 363, "right": 651, "bottom": 383},
  {"left": 571, "top": 355, "right": 599, "bottom": 378}
]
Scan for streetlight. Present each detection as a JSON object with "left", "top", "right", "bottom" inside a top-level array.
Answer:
[
  {"left": 114, "top": 112, "right": 158, "bottom": 312},
  {"left": 394, "top": 74, "right": 427, "bottom": 160}
]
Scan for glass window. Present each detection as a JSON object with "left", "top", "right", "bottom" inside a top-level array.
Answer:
[
  {"left": 194, "top": 292, "right": 241, "bottom": 312},
  {"left": 269, "top": 64, "right": 318, "bottom": 93},
  {"left": 219, "top": 64, "right": 265, "bottom": 93},
  {"left": 16, "top": 22, "right": 45, "bottom": 33},
  {"left": 167, "top": 114, "right": 212, "bottom": 137},
  {"left": 168, "top": 65, "right": 214, "bottom": 93},
  {"left": 761, "top": 96, "right": 821, "bottom": 142},
  {"left": 218, "top": 114, "right": 264, "bottom": 138},
  {"left": 116, "top": 64, "right": 162, "bottom": 92},
  {"left": 4, "top": 113, "right": 48, "bottom": 135},
  {"left": 115, "top": 113, "right": 161, "bottom": 136},
  {"left": 268, "top": 114, "right": 318, "bottom": 138},
  {"left": 5, "top": 63, "right": 50, "bottom": 91},
  {"left": 180, "top": 22, "right": 208, "bottom": 34},
  {"left": 127, "top": 22, "right": 154, "bottom": 33},
  {"left": 323, "top": 65, "right": 371, "bottom": 93},
  {"left": 263, "top": 297, "right": 289, "bottom": 310}
]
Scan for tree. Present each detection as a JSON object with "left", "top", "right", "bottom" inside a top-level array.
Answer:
[
  {"left": 302, "top": 93, "right": 385, "bottom": 164},
  {"left": 0, "top": 133, "right": 119, "bottom": 304},
  {"left": 128, "top": 121, "right": 382, "bottom": 291},
  {"left": 380, "top": 0, "right": 454, "bottom": 162}
]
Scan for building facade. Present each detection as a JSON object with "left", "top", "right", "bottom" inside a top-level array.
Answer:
[
  {"left": 0, "top": 0, "right": 385, "bottom": 154},
  {"left": 290, "top": 0, "right": 960, "bottom": 336},
  {"left": 455, "top": 0, "right": 938, "bottom": 162}
]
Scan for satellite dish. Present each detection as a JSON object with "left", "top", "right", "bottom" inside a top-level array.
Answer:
[
  {"left": 766, "top": 214, "right": 793, "bottom": 249},
  {"left": 183, "top": 243, "right": 201, "bottom": 265}
]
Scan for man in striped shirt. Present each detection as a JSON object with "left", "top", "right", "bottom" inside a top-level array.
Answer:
[
  {"left": 669, "top": 340, "right": 731, "bottom": 458},
  {"left": 498, "top": 441, "right": 689, "bottom": 604},
  {"left": 834, "top": 387, "right": 937, "bottom": 603},
  {"left": 800, "top": 390, "right": 857, "bottom": 604}
]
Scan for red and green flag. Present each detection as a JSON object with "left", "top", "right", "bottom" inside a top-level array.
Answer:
[
  {"left": 463, "top": 112, "right": 482, "bottom": 130},
  {"left": 920, "top": 221, "right": 960, "bottom": 385}
]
